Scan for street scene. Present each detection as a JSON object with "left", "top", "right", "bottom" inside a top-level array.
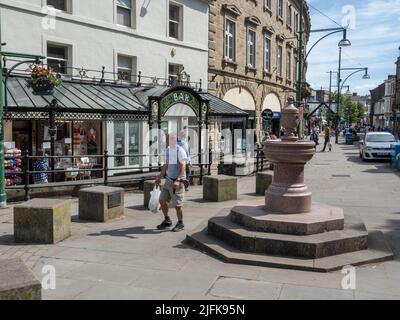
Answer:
[{"left": 0, "top": 0, "right": 400, "bottom": 304}]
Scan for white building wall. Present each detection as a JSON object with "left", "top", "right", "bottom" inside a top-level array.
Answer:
[
  {"left": 1, "top": 0, "right": 209, "bottom": 173},
  {"left": 0, "top": 0, "right": 209, "bottom": 85}
]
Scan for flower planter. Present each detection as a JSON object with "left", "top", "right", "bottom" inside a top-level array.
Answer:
[
  {"left": 31, "top": 81, "right": 55, "bottom": 96},
  {"left": 27, "top": 66, "right": 61, "bottom": 96}
]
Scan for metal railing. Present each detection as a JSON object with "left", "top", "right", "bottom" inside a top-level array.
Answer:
[
  {"left": 254, "top": 145, "right": 269, "bottom": 173},
  {"left": 5, "top": 150, "right": 213, "bottom": 201},
  {"left": 5, "top": 147, "right": 269, "bottom": 201}
]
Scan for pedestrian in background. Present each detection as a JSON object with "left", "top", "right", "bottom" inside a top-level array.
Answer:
[
  {"left": 178, "top": 130, "right": 191, "bottom": 191},
  {"left": 321, "top": 126, "right": 332, "bottom": 152},
  {"left": 33, "top": 149, "right": 49, "bottom": 184}
]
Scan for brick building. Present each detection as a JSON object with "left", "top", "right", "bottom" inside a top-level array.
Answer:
[{"left": 208, "top": 0, "right": 311, "bottom": 141}]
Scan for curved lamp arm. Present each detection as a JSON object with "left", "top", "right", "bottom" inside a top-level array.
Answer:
[
  {"left": 340, "top": 69, "right": 364, "bottom": 92},
  {"left": 305, "top": 30, "right": 344, "bottom": 60}
]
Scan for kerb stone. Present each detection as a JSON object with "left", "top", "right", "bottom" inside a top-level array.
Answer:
[
  {"left": 203, "top": 175, "right": 237, "bottom": 202},
  {"left": 79, "top": 186, "right": 124, "bottom": 222},
  {"left": 0, "top": 258, "right": 41, "bottom": 300},
  {"left": 14, "top": 198, "right": 71, "bottom": 244}
]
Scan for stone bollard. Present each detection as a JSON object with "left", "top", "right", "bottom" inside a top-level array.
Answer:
[
  {"left": 79, "top": 186, "right": 124, "bottom": 222},
  {"left": 203, "top": 175, "right": 237, "bottom": 202},
  {"left": 14, "top": 199, "right": 71, "bottom": 244},
  {"left": 256, "top": 172, "right": 273, "bottom": 195},
  {"left": 0, "top": 258, "right": 41, "bottom": 300}
]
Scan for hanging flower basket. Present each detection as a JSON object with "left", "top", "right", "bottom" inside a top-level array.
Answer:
[{"left": 27, "top": 66, "right": 62, "bottom": 96}]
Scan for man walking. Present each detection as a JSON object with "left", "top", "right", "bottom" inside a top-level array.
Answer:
[
  {"left": 321, "top": 126, "right": 332, "bottom": 152},
  {"left": 156, "top": 133, "right": 187, "bottom": 232}
]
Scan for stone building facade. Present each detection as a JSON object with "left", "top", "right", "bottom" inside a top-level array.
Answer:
[{"left": 208, "top": 0, "right": 311, "bottom": 140}]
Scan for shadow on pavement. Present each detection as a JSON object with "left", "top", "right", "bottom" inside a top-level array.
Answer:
[
  {"left": 0, "top": 234, "right": 15, "bottom": 245},
  {"left": 382, "top": 219, "right": 400, "bottom": 261},
  {"left": 88, "top": 226, "right": 169, "bottom": 239},
  {"left": 125, "top": 205, "right": 148, "bottom": 211}
]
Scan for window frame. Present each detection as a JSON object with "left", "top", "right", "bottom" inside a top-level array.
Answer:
[
  {"left": 286, "top": 49, "right": 292, "bottom": 80},
  {"left": 168, "top": 63, "right": 184, "bottom": 84},
  {"left": 168, "top": 2, "right": 183, "bottom": 41},
  {"left": 224, "top": 18, "right": 236, "bottom": 62},
  {"left": 46, "top": 42, "right": 71, "bottom": 75},
  {"left": 277, "top": 0, "right": 284, "bottom": 19},
  {"left": 264, "top": 0, "right": 272, "bottom": 11},
  {"left": 276, "top": 45, "right": 283, "bottom": 77},
  {"left": 264, "top": 36, "right": 272, "bottom": 73},
  {"left": 295, "top": 13, "right": 299, "bottom": 32},
  {"left": 116, "top": 0, "right": 135, "bottom": 29},
  {"left": 117, "top": 54, "right": 136, "bottom": 83},
  {"left": 247, "top": 29, "right": 256, "bottom": 68},
  {"left": 46, "top": 0, "right": 71, "bottom": 13},
  {"left": 287, "top": 4, "right": 292, "bottom": 28}
]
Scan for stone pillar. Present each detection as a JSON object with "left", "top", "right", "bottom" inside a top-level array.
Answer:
[{"left": 265, "top": 162, "right": 312, "bottom": 213}]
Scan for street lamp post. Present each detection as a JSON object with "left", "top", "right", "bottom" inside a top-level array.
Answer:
[
  {"left": 293, "top": 4, "right": 351, "bottom": 138},
  {"left": 0, "top": 17, "right": 44, "bottom": 208},
  {"left": 338, "top": 67, "right": 370, "bottom": 126}
]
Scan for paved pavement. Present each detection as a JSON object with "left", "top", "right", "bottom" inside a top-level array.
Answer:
[{"left": 1, "top": 138, "right": 400, "bottom": 300}]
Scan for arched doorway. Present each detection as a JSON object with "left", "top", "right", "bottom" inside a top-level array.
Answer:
[
  {"left": 262, "top": 93, "right": 282, "bottom": 137},
  {"left": 223, "top": 87, "right": 256, "bottom": 128},
  {"left": 223, "top": 87, "right": 256, "bottom": 154}
]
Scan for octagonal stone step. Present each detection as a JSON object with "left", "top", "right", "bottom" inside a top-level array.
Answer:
[
  {"left": 186, "top": 223, "right": 394, "bottom": 273},
  {"left": 208, "top": 212, "right": 368, "bottom": 259},
  {"left": 230, "top": 199, "right": 344, "bottom": 235}
]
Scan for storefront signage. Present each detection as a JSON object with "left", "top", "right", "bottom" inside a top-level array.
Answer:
[
  {"left": 273, "top": 112, "right": 281, "bottom": 119},
  {"left": 160, "top": 91, "right": 199, "bottom": 117}
]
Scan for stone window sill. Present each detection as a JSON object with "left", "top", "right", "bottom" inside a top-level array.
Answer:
[
  {"left": 246, "top": 66, "right": 257, "bottom": 73},
  {"left": 223, "top": 59, "right": 238, "bottom": 68},
  {"left": 263, "top": 70, "right": 272, "bottom": 77}
]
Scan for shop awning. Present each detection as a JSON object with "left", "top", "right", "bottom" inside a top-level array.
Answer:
[
  {"left": 4, "top": 75, "right": 248, "bottom": 121},
  {"left": 5, "top": 75, "right": 149, "bottom": 121},
  {"left": 199, "top": 93, "right": 248, "bottom": 117}
]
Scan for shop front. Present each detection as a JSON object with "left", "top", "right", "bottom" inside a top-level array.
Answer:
[
  {"left": 5, "top": 75, "right": 249, "bottom": 188},
  {"left": 5, "top": 75, "right": 149, "bottom": 184},
  {"left": 262, "top": 93, "right": 282, "bottom": 137}
]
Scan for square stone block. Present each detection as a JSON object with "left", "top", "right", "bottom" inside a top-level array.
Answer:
[
  {"left": 14, "top": 199, "right": 71, "bottom": 244},
  {"left": 0, "top": 258, "right": 41, "bottom": 300},
  {"left": 203, "top": 175, "right": 237, "bottom": 202},
  {"left": 256, "top": 172, "right": 273, "bottom": 195},
  {"left": 79, "top": 186, "right": 124, "bottom": 222}
]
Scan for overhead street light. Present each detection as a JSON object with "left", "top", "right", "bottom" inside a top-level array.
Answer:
[{"left": 340, "top": 67, "right": 370, "bottom": 91}]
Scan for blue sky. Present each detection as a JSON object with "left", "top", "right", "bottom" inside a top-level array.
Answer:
[{"left": 307, "top": 0, "right": 400, "bottom": 96}]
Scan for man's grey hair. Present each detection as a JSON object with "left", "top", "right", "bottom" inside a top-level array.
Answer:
[{"left": 178, "top": 130, "right": 187, "bottom": 140}]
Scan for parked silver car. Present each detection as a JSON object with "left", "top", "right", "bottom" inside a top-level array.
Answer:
[{"left": 359, "top": 132, "right": 396, "bottom": 161}]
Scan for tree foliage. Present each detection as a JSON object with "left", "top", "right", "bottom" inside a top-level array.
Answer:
[{"left": 331, "top": 92, "right": 366, "bottom": 125}]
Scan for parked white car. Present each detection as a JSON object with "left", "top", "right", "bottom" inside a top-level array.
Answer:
[{"left": 359, "top": 132, "right": 396, "bottom": 161}]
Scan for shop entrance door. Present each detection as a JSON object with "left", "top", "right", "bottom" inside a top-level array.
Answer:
[{"left": 162, "top": 103, "right": 199, "bottom": 164}]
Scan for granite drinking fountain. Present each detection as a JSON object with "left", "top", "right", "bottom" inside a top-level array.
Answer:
[{"left": 188, "top": 97, "right": 393, "bottom": 272}]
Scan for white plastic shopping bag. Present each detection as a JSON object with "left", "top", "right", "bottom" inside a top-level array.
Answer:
[{"left": 148, "top": 186, "right": 161, "bottom": 214}]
